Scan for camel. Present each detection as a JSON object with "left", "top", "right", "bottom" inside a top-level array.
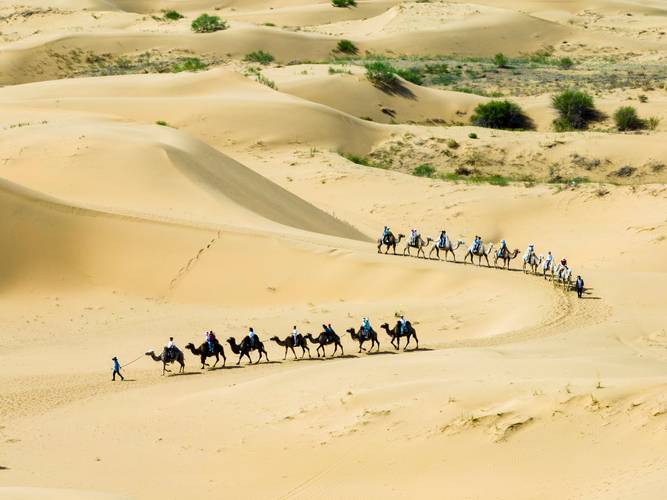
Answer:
[
  {"left": 403, "top": 234, "right": 433, "bottom": 258},
  {"left": 494, "top": 247, "right": 521, "bottom": 269},
  {"left": 553, "top": 264, "right": 573, "bottom": 290},
  {"left": 346, "top": 327, "right": 380, "bottom": 353},
  {"left": 145, "top": 348, "right": 185, "bottom": 375},
  {"left": 463, "top": 241, "right": 494, "bottom": 267},
  {"left": 380, "top": 321, "right": 419, "bottom": 351},
  {"left": 429, "top": 237, "right": 465, "bottom": 261},
  {"left": 378, "top": 232, "right": 405, "bottom": 255},
  {"left": 185, "top": 341, "right": 226, "bottom": 370},
  {"left": 270, "top": 334, "right": 311, "bottom": 360},
  {"left": 226, "top": 336, "right": 269, "bottom": 365},
  {"left": 305, "top": 331, "right": 344, "bottom": 358},
  {"left": 523, "top": 253, "right": 543, "bottom": 274}
]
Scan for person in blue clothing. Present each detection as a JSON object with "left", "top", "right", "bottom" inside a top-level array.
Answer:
[
  {"left": 112, "top": 356, "right": 124, "bottom": 381},
  {"left": 438, "top": 230, "right": 447, "bottom": 248},
  {"left": 497, "top": 239, "right": 508, "bottom": 258}
]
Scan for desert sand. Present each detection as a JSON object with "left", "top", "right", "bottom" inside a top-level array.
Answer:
[{"left": 0, "top": 1, "right": 666, "bottom": 499}]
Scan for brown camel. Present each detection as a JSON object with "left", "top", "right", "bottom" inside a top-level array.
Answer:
[
  {"left": 493, "top": 248, "right": 521, "bottom": 269},
  {"left": 346, "top": 327, "right": 380, "bottom": 353},
  {"left": 305, "top": 331, "right": 344, "bottom": 358},
  {"left": 185, "top": 341, "right": 226, "bottom": 369},
  {"left": 270, "top": 334, "right": 311, "bottom": 360},
  {"left": 227, "top": 336, "right": 269, "bottom": 365},
  {"left": 145, "top": 348, "right": 185, "bottom": 375},
  {"left": 378, "top": 232, "right": 405, "bottom": 255},
  {"left": 380, "top": 321, "right": 419, "bottom": 351}
]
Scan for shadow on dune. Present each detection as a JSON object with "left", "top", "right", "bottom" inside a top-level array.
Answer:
[
  {"left": 0, "top": 466, "right": 9, "bottom": 470},
  {"left": 365, "top": 350, "right": 397, "bottom": 356},
  {"left": 374, "top": 80, "right": 417, "bottom": 100},
  {"left": 207, "top": 365, "right": 244, "bottom": 371},
  {"left": 168, "top": 372, "right": 202, "bottom": 377}
]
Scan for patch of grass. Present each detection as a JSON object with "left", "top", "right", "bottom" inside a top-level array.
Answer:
[
  {"left": 614, "top": 106, "right": 645, "bottom": 131},
  {"left": 638, "top": 94, "right": 648, "bottom": 103},
  {"left": 413, "top": 163, "right": 436, "bottom": 177},
  {"left": 255, "top": 73, "right": 276, "bottom": 89},
  {"left": 331, "top": 0, "right": 356, "bottom": 6},
  {"left": 244, "top": 50, "right": 274, "bottom": 65},
  {"left": 471, "top": 100, "right": 532, "bottom": 130},
  {"left": 328, "top": 65, "right": 352, "bottom": 75},
  {"left": 336, "top": 39, "right": 358, "bottom": 55},
  {"left": 163, "top": 10, "right": 183, "bottom": 21},
  {"left": 646, "top": 116, "right": 661, "bottom": 130},
  {"left": 171, "top": 57, "right": 207, "bottom": 72},
  {"left": 191, "top": 13, "right": 227, "bottom": 33},
  {"left": 439, "top": 172, "right": 510, "bottom": 186},
  {"left": 552, "top": 89, "right": 598, "bottom": 131},
  {"left": 447, "top": 138, "right": 459, "bottom": 149},
  {"left": 155, "top": 120, "right": 169, "bottom": 126},
  {"left": 339, "top": 151, "right": 387, "bottom": 169},
  {"left": 263, "top": 22, "right": 276, "bottom": 27}
]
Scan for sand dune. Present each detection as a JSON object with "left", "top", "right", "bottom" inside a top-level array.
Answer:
[{"left": 1, "top": 1, "right": 666, "bottom": 499}]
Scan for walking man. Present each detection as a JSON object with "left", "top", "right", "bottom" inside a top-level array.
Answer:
[
  {"left": 112, "top": 356, "right": 124, "bottom": 381},
  {"left": 575, "top": 275, "right": 585, "bottom": 298}
]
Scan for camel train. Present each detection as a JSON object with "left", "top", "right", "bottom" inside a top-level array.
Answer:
[
  {"left": 145, "top": 319, "right": 418, "bottom": 375},
  {"left": 378, "top": 228, "right": 576, "bottom": 288}
]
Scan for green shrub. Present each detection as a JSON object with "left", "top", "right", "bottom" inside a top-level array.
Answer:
[
  {"left": 332, "top": 0, "right": 356, "bottom": 6},
  {"left": 244, "top": 50, "right": 274, "bottom": 65},
  {"left": 614, "top": 106, "right": 644, "bottom": 131},
  {"left": 191, "top": 14, "right": 227, "bottom": 33},
  {"left": 646, "top": 116, "right": 661, "bottom": 130},
  {"left": 558, "top": 57, "right": 574, "bottom": 69},
  {"left": 494, "top": 53, "right": 508, "bottom": 68},
  {"left": 447, "top": 138, "right": 459, "bottom": 149},
  {"left": 336, "top": 39, "right": 358, "bottom": 54},
  {"left": 365, "top": 61, "right": 397, "bottom": 87},
  {"left": 471, "top": 100, "right": 531, "bottom": 130},
  {"left": 171, "top": 57, "right": 207, "bottom": 72},
  {"left": 396, "top": 67, "right": 424, "bottom": 85},
  {"left": 413, "top": 164, "right": 436, "bottom": 177},
  {"left": 468, "top": 132, "right": 478, "bottom": 139},
  {"left": 163, "top": 10, "right": 183, "bottom": 21},
  {"left": 156, "top": 120, "right": 169, "bottom": 126},
  {"left": 638, "top": 94, "right": 648, "bottom": 103},
  {"left": 552, "top": 89, "right": 597, "bottom": 131}
]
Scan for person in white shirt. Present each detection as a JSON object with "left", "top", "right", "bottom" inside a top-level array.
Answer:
[
  {"left": 292, "top": 326, "right": 299, "bottom": 346},
  {"left": 399, "top": 315, "right": 408, "bottom": 334}
]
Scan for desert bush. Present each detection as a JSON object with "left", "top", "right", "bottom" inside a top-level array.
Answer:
[
  {"left": 163, "top": 10, "right": 183, "bottom": 21},
  {"left": 613, "top": 106, "right": 644, "bottom": 131},
  {"left": 494, "top": 53, "right": 509, "bottom": 68},
  {"left": 552, "top": 89, "right": 597, "bottom": 131},
  {"left": 646, "top": 116, "right": 661, "bottom": 130},
  {"left": 365, "top": 61, "right": 397, "bottom": 87},
  {"left": 558, "top": 57, "right": 574, "bottom": 69},
  {"left": 244, "top": 50, "right": 274, "bottom": 65},
  {"left": 470, "top": 100, "right": 531, "bottom": 130},
  {"left": 191, "top": 14, "right": 227, "bottom": 33},
  {"left": 413, "top": 164, "right": 436, "bottom": 177},
  {"left": 331, "top": 0, "right": 356, "bottom": 6},
  {"left": 396, "top": 67, "right": 423, "bottom": 85},
  {"left": 468, "top": 132, "right": 478, "bottom": 139},
  {"left": 638, "top": 94, "right": 648, "bottom": 103},
  {"left": 447, "top": 138, "right": 459, "bottom": 149},
  {"left": 171, "top": 57, "right": 207, "bottom": 72},
  {"left": 336, "top": 39, "right": 358, "bottom": 54}
]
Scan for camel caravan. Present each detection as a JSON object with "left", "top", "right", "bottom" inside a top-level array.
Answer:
[
  {"left": 378, "top": 227, "right": 578, "bottom": 289},
  {"left": 144, "top": 317, "right": 418, "bottom": 375}
]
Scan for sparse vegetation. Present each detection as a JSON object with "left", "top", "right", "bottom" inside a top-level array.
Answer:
[
  {"left": 413, "top": 164, "right": 436, "bottom": 177},
  {"left": 336, "top": 39, "right": 358, "bottom": 55},
  {"left": 468, "top": 132, "right": 478, "bottom": 139},
  {"left": 163, "top": 10, "right": 183, "bottom": 21},
  {"left": 638, "top": 94, "right": 648, "bottom": 103},
  {"left": 613, "top": 106, "right": 644, "bottom": 131},
  {"left": 552, "top": 89, "right": 598, "bottom": 131},
  {"left": 331, "top": 0, "right": 356, "bottom": 6},
  {"left": 470, "top": 100, "right": 532, "bottom": 130},
  {"left": 557, "top": 57, "right": 574, "bottom": 69},
  {"left": 244, "top": 50, "right": 274, "bottom": 65},
  {"left": 191, "top": 13, "right": 227, "bottom": 33},
  {"left": 155, "top": 120, "right": 169, "bottom": 126},
  {"left": 339, "top": 151, "right": 387, "bottom": 169},
  {"left": 447, "top": 139, "right": 459, "bottom": 149}
]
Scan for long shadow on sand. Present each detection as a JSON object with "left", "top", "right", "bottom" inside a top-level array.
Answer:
[
  {"left": 0, "top": 466, "right": 9, "bottom": 471},
  {"left": 207, "top": 365, "right": 244, "bottom": 372},
  {"left": 365, "top": 350, "right": 397, "bottom": 356},
  {"left": 168, "top": 372, "right": 202, "bottom": 377}
]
